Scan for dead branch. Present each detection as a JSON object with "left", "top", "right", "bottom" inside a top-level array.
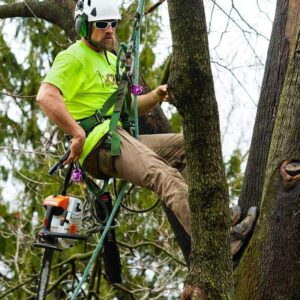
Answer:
[{"left": 144, "top": 0, "right": 166, "bottom": 16}]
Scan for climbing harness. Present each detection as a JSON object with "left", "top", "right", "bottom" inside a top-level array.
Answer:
[{"left": 35, "top": 1, "right": 147, "bottom": 299}]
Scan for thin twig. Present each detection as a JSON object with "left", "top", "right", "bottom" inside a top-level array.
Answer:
[
  {"left": 113, "top": 283, "right": 137, "bottom": 300},
  {"left": 118, "top": 240, "right": 186, "bottom": 267},
  {"left": 0, "top": 146, "right": 59, "bottom": 157},
  {"left": 211, "top": 0, "right": 269, "bottom": 41},
  {"left": 15, "top": 169, "right": 52, "bottom": 185},
  {"left": 144, "top": 0, "right": 166, "bottom": 16},
  {"left": 0, "top": 91, "right": 37, "bottom": 99},
  {"left": 211, "top": 60, "right": 257, "bottom": 106},
  {"left": 231, "top": 0, "right": 269, "bottom": 41},
  {"left": 47, "top": 269, "right": 73, "bottom": 294}
]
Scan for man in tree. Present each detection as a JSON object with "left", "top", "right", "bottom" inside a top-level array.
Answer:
[
  {"left": 36, "top": 0, "right": 191, "bottom": 236},
  {"left": 36, "top": 0, "right": 254, "bottom": 258}
]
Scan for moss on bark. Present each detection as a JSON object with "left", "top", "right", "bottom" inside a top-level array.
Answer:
[
  {"left": 235, "top": 22, "right": 300, "bottom": 299},
  {"left": 167, "top": 0, "right": 233, "bottom": 298}
]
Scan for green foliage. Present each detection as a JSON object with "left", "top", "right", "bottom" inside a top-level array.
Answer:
[
  {"left": 0, "top": 202, "right": 11, "bottom": 254},
  {"left": 225, "top": 149, "right": 244, "bottom": 202}
]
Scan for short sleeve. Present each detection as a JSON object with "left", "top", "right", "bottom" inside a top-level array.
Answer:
[{"left": 43, "top": 53, "right": 85, "bottom": 100}]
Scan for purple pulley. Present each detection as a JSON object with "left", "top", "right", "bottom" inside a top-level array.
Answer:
[
  {"left": 131, "top": 84, "right": 144, "bottom": 96},
  {"left": 72, "top": 168, "right": 83, "bottom": 183}
]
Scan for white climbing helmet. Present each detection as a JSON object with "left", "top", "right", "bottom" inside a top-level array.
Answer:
[{"left": 75, "top": 0, "right": 121, "bottom": 22}]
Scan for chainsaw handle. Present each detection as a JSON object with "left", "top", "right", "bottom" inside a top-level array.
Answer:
[{"left": 48, "top": 150, "right": 70, "bottom": 175}]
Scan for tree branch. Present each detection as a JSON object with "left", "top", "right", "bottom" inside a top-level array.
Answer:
[
  {"left": 0, "top": 0, "right": 76, "bottom": 40},
  {"left": 112, "top": 283, "right": 137, "bottom": 300},
  {"left": 0, "top": 91, "right": 36, "bottom": 99},
  {"left": 117, "top": 240, "right": 186, "bottom": 267},
  {"left": 144, "top": 0, "right": 166, "bottom": 16},
  {"left": 47, "top": 269, "right": 73, "bottom": 294}
]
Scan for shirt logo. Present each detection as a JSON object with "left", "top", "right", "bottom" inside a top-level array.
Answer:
[{"left": 97, "top": 71, "right": 117, "bottom": 88}]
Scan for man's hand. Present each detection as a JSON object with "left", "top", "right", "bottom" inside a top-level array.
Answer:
[
  {"left": 65, "top": 129, "right": 86, "bottom": 164},
  {"left": 151, "top": 84, "right": 169, "bottom": 102},
  {"left": 135, "top": 84, "right": 169, "bottom": 116}
]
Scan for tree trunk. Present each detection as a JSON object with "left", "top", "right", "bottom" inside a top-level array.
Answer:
[
  {"left": 167, "top": 0, "right": 233, "bottom": 298},
  {"left": 238, "top": 0, "right": 300, "bottom": 216},
  {"left": 235, "top": 20, "right": 300, "bottom": 299}
]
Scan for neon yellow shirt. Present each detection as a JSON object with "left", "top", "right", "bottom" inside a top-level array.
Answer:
[{"left": 43, "top": 40, "right": 118, "bottom": 164}]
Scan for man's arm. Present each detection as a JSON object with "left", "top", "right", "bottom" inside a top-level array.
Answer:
[
  {"left": 36, "top": 83, "right": 85, "bottom": 164},
  {"left": 133, "top": 84, "right": 169, "bottom": 116}
]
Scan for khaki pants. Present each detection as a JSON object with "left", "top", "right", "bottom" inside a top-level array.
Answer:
[{"left": 83, "top": 127, "right": 191, "bottom": 235}]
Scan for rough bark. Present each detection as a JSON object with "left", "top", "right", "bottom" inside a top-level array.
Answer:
[
  {"left": 238, "top": 0, "right": 300, "bottom": 216},
  {"left": 235, "top": 23, "right": 300, "bottom": 299},
  {"left": 0, "top": 1, "right": 77, "bottom": 40},
  {"left": 167, "top": 0, "right": 233, "bottom": 298}
]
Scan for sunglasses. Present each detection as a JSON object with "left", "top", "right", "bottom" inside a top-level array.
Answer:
[{"left": 94, "top": 20, "right": 118, "bottom": 30}]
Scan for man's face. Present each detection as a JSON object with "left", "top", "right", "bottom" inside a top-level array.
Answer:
[{"left": 90, "top": 20, "right": 117, "bottom": 51}]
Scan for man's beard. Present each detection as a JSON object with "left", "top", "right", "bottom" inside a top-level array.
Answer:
[{"left": 91, "top": 37, "right": 115, "bottom": 52}]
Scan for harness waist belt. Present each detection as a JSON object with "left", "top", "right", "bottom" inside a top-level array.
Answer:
[{"left": 77, "top": 112, "right": 110, "bottom": 134}]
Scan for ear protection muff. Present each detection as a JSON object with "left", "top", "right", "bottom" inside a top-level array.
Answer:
[
  {"left": 75, "top": 0, "right": 88, "bottom": 37},
  {"left": 75, "top": 16, "right": 82, "bottom": 36},
  {"left": 75, "top": 16, "right": 88, "bottom": 37}
]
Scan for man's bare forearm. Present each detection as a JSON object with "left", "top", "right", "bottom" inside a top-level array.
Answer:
[{"left": 134, "top": 91, "right": 161, "bottom": 116}]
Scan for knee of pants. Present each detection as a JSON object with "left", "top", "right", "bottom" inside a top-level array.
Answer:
[
  {"left": 143, "top": 165, "right": 191, "bottom": 234},
  {"left": 142, "top": 165, "right": 188, "bottom": 202}
]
